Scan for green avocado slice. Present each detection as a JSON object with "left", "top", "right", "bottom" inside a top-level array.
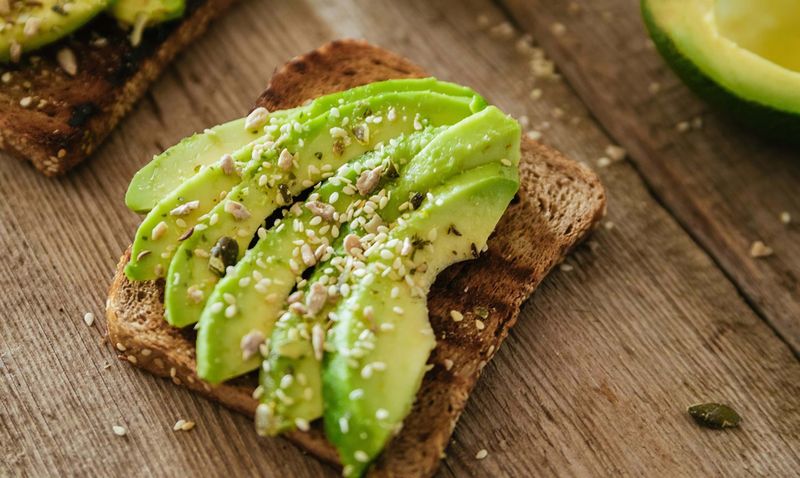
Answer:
[
  {"left": 164, "top": 91, "right": 484, "bottom": 327},
  {"left": 195, "top": 126, "right": 444, "bottom": 384},
  {"left": 125, "top": 78, "right": 483, "bottom": 213},
  {"left": 256, "top": 107, "right": 521, "bottom": 435},
  {"left": 0, "top": 0, "right": 109, "bottom": 63},
  {"left": 323, "top": 162, "right": 519, "bottom": 477},
  {"left": 110, "top": 0, "right": 185, "bottom": 45}
]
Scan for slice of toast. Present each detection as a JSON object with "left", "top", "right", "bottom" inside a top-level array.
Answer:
[
  {"left": 106, "top": 39, "right": 607, "bottom": 477},
  {"left": 0, "top": 0, "right": 236, "bottom": 176}
]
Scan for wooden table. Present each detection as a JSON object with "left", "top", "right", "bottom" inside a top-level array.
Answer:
[{"left": 2, "top": 1, "right": 799, "bottom": 476}]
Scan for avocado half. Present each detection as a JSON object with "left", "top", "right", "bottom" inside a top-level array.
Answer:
[{"left": 642, "top": 0, "right": 800, "bottom": 140}]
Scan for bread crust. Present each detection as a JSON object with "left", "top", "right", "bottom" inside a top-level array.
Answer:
[
  {"left": 106, "top": 39, "right": 606, "bottom": 477},
  {"left": 0, "top": 0, "right": 236, "bottom": 175}
]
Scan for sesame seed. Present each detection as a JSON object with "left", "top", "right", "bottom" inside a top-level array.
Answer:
[
  {"left": 450, "top": 310, "right": 464, "bottom": 322},
  {"left": 560, "top": 263, "right": 574, "bottom": 272},
  {"left": 83, "top": 312, "right": 95, "bottom": 327},
  {"left": 550, "top": 22, "right": 566, "bottom": 35},
  {"left": 443, "top": 358, "right": 454, "bottom": 371},
  {"left": 151, "top": 221, "right": 168, "bottom": 240},
  {"left": 393, "top": 306, "right": 404, "bottom": 315},
  {"left": 1, "top": 72, "right": 11, "bottom": 83},
  {"left": 225, "top": 304, "right": 237, "bottom": 318},
  {"left": 349, "top": 389, "right": 364, "bottom": 400},
  {"left": 500, "top": 158, "right": 512, "bottom": 167},
  {"left": 19, "top": 96, "right": 33, "bottom": 108},
  {"left": 112, "top": 425, "right": 128, "bottom": 436},
  {"left": 56, "top": 47, "right": 78, "bottom": 76},
  {"left": 295, "top": 418, "right": 310, "bottom": 432},
  {"left": 115, "top": 343, "right": 127, "bottom": 352},
  {"left": 749, "top": 241, "right": 773, "bottom": 258},
  {"left": 597, "top": 157, "right": 611, "bottom": 168},
  {"left": 23, "top": 17, "right": 41, "bottom": 37},
  {"left": 475, "top": 319, "right": 486, "bottom": 330},
  {"left": 780, "top": 211, "right": 791, "bottom": 225},
  {"left": 475, "top": 449, "right": 489, "bottom": 460},
  {"left": 354, "top": 450, "right": 370, "bottom": 463},
  {"left": 339, "top": 416, "right": 349, "bottom": 433},
  {"left": 245, "top": 107, "right": 270, "bottom": 131},
  {"left": 375, "top": 408, "right": 389, "bottom": 420}
]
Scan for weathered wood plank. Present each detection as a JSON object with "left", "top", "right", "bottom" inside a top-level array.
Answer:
[
  {"left": 499, "top": 0, "right": 800, "bottom": 353},
  {"left": 1, "top": 0, "right": 799, "bottom": 476}
]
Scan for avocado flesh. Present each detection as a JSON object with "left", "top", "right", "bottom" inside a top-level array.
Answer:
[
  {"left": 324, "top": 163, "right": 519, "bottom": 477},
  {"left": 110, "top": 0, "right": 185, "bottom": 27},
  {"left": 643, "top": 0, "right": 800, "bottom": 138},
  {"left": 125, "top": 78, "right": 483, "bottom": 213},
  {"left": 165, "top": 91, "right": 484, "bottom": 327},
  {"left": 715, "top": 0, "right": 800, "bottom": 72},
  {"left": 257, "top": 107, "right": 521, "bottom": 434},
  {"left": 125, "top": 118, "right": 266, "bottom": 214},
  {"left": 0, "top": 0, "right": 109, "bottom": 63},
  {"left": 195, "top": 127, "right": 443, "bottom": 384}
]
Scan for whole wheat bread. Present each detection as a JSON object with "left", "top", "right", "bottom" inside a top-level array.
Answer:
[
  {"left": 0, "top": 0, "right": 236, "bottom": 176},
  {"left": 106, "top": 39, "right": 607, "bottom": 477}
]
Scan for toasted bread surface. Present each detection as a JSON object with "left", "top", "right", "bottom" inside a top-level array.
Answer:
[
  {"left": 106, "top": 39, "right": 606, "bottom": 477},
  {"left": 0, "top": 0, "right": 235, "bottom": 176}
]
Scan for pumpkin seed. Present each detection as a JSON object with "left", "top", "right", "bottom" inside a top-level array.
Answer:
[
  {"left": 687, "top": 403, "right": 741, "bottom": 430},
  {"left": 208, "top": 236, "right": 238, "bottom": 276}
]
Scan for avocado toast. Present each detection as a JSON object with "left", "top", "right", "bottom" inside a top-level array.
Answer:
[
  {"left": 0, "top": 0, "right": 235, "bottom": 175},
  {"left": 106, "top": 40, "right": 606, "bottom": 477}
]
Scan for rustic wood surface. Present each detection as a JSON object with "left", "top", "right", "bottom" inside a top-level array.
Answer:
[{"left": 1, "top": 0, "right": 798, "bottom": 477}]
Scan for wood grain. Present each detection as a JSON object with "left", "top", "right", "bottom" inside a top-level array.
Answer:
[
  {"left": 1, "top": 0, "right": 799, "bottom": 476},
  {"left": 498, "top": 0, "right": 800, "bottom": 354}
]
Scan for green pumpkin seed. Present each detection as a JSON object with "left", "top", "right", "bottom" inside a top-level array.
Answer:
[{"left": 687, "top": 403, "right": 741, "bottom": 429}]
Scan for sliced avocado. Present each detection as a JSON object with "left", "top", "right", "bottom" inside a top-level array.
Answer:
[
  {"left": 125, "top": 118, "right": 265, "bottom": 214},
  {"left": 323, "top": 163, "right": 519, "bottom": 477},
  {"left": 165, "top": 90, "right": 484, "bottom": 327},
  {"left": 0, "top": 0, "right": 109, "bottom": 63},
  {"left": 125, "top": 78, "right": 483, "bottom": 213},
  {"left": 256, "top": 107, "right": 521, "bottom": 434},
  {"left": 643, "top": 0, "right": 800, "bottom": 139},
  {"left": 195, "top": 127, "right": 443, "bottom": 384},
  {"left": 124, "top": 136, "right": 266, "bottom": 281},
  {"left": 111, "top": 0, "right": 184, "bottom": 45}
]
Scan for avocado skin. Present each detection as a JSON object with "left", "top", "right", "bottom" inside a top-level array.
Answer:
[
  {"left": 642, "top": 0, "right": 800, "bottom": 143},
  {"left": 165, "top": 91, "right": 483, "bottom": 328},
  {"left": 323, "top": 164, "right": 520, "bottom": 477},
  {"left": 0, "top": 0, "right": 110, "bottom": 62},
  {"left": 125, "top": 79, "right": 485, "bottom": 213}
]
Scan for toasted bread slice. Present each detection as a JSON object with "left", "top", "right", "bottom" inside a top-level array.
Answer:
[
  {"left": 106, "top": 39, "right": 606, "bottom": 477},
  {"left": 0, "top": 0, "right": 236, "bottom": 176}
]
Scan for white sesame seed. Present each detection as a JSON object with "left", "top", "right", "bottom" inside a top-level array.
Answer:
[
  {"left": 475, "top": 319, "right": 486, "bottom": 330},
  {"left": 354, "top": 450, "right": 369, "bottom": 463},
  {"left": 225, "top": 304, "right": 237, "bottom": 318},
  {"left": 245, "top": 107, "right": 270, "bottom": 131},
  {"left": 780, "top": 211, "right": 791, "bottom": 225},
  {"left": 393, "top": 306, "right": 404, "bottom": 315},
  {"left": 19, "top": 96, "right": 33, "bottom": 108},
  {"left": 475, "top": 449, "right": 489, "bottom": 460},
  {"left": 375, "top": 408, "right": 389, "bottom": 420},
  {"left": 294, "top": 418, "right": 310, "bottom": 431},
  {"left": 151, "top": 221, "right": 168, "bottom": 240},
  {"left": 83, "top": 312, "right": 95, "bottom": 327},
  {"left": 112, "top": 425, "right": 128, "bottom": 436},
  {"left": 349, "top": 389, "right": 364, "bottom": 400},
  {"left": 55, "top": 47, "right": 78, "bottom": 76},
  {"left": 500, "top": 158, "right": 512, "bottom": 167},
  {"left": 450, "top": 310, "right": 464, "bottom": 322},
  {"left": 750, "top": 241, "right": 773, "bottom": 258}
]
